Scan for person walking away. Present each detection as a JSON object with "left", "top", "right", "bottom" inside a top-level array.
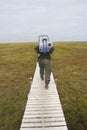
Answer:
[{"left": 34, "top": 38, "right": 54, "bottom": 88}]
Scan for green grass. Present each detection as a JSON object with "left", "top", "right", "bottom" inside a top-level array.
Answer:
[{"left": 0, "top": 42, "right": 87, "bottom": 130}]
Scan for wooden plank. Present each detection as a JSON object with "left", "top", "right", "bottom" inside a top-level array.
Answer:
[
  {"left": 27, "top": 101, "right": 60, "bottom": 104},
  {"left": 26, "top": 105, "right": 62, "bottom": 108},
  {"left": 27, "top": 101, "right": 61, "bottom": 104},
  {"left": 30, "top": 87, "right": 57, "bottom": 90},
  {"left": 28, "top": 96, "right": 59, "bottom": 100},
  {"left": 24, "top": 110, "right": 63, "bottom": 115},
  {"left": 29, "top": 89, "right": 58, "bottom": 92},
  {"left": 23, "top": 113, "right": 64, "bottom": 118},
  {"left": 28, "top": 96, "right": 59, "bottom": 99},
  {"left": 25, "top": 107, "right": 62, "bottom": 111},
  {"left": 28, "top": 98, "right": 60, "bottom": 102},
  {"left": 29, "top": 94, "right": 58, "bottom": 96},
  {"left": 22, "top": 117, "right": 65, "bottom": 123},
  {"left": 21, "top": 121, "right": 66, "bottom": 128},
  {"left": 29, "top": 94, "right": 59, "bottom": 97},
  {"left": 27, "top": 97, "right": 60, "bottom": 101},
  {"left": 25, "top": 107, "right": 62, "bottom": 110},
  {"left": 20, "top": 127, "right": 68, "bottom": 130},
  {"left": 29, "top": 91, "right": 58, "bottom": 94},
  {"left": 30, "top": 88, "right": 57, "bottom": 91},
  {"left": 27, "top": 102, "right": 61, "bottom": 105},
  {"left": 27, "top": 99, "right": 60, "bottom": 103}
]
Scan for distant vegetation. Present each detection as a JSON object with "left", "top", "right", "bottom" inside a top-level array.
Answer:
[{"left": 0, "top": 42, "right": 87, "bottom": 130}]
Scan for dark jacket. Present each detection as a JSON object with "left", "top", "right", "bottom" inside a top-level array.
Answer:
[{"left": 34, "top": 46, "right": 54, "bottom": 60}]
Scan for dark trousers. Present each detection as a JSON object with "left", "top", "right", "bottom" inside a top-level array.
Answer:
[{"left": 39, "top": 59, "right": 51, "bottom": 81}]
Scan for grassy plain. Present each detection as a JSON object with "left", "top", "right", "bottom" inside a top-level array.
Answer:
[{"left": 0, "top": 42, "right": 87, "bottom": 130}]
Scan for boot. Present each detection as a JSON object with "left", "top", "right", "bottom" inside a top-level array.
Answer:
[
  {"left": 40, "top": 75, "right": 44, "bottom": 80},
  {"left": 45, "top": 80, "right": 50, "bottom": 89}
]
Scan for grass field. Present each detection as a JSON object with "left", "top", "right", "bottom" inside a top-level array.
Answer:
[{"left": 0, "top": 42, "right": 87, "bottom": 130}]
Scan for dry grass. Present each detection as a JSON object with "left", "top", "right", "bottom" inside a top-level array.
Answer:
[{"left": 0, "top": 42, "right": 87, "bottom": 130}]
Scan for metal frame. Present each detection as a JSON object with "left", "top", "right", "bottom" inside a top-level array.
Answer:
[{"left": 38, "top": 35, "right": 49, "bottom": 43}]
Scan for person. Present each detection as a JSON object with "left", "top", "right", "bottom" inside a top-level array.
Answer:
[{"left": 34, "top": 39, "right": 54, "bottom": 88}]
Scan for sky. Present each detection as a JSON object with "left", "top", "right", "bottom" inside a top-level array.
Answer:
[{"left": 0, "top": 0, "right": 87, "bottom": 43}]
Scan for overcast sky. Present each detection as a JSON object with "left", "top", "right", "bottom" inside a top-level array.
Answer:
[{"left": 0, "top": 0, "right": 87, "bottom": 43}]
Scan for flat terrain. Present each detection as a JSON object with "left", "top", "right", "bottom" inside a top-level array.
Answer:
[{"left": 0, "top": 42, "right": 87, "bottom": 130}]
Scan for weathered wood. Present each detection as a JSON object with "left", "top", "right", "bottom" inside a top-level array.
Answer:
[
  {"left": 21, "top": 121, "right": 66, "bottom": 128},
  {"left": 20, "top": 126, "right": 68, "bottom": 130},
  {"left": 20, "top": 63, "right": 68, "bottom": 130},
  {"left": 25, "top": 107, "right": 61, "bottom": 111},
  {"left": 24, "top": 110, "right": 63, "bottom": 115},
  {"left": 23, "top": 113, "right": 64, "bottom": 118},
  {"left": 22, "top": 117, "right": 65, "bottom": 123}
]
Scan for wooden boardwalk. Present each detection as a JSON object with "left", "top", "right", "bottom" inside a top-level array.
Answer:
[{"left": 20, "top": 63, "right": 68, "bottom": 130}]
